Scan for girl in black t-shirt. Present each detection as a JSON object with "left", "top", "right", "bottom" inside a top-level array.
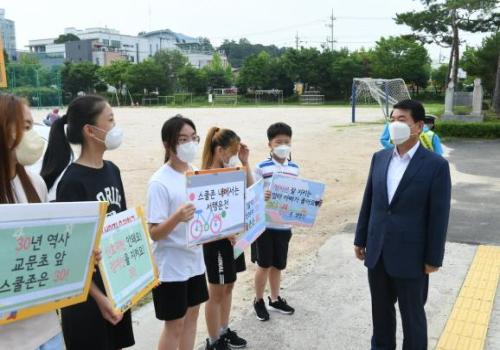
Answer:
[{"left": 41, "top": 95, "right": 134, "bottom": 350}]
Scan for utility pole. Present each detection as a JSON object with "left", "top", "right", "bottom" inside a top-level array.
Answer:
[
  {"left": 325, "top": 8, "right": 336, "bottom": 51},
  {"left": 295, "top": 32, "right": 306, "bottom": 50}
]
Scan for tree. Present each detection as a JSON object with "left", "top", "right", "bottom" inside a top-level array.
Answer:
[
  {"left": 178, "top": 65, "right": 208, "bottom": 94},
  {"left": 203, "top": 52, "right": 232, "bottom": 88},
  {"left": 61, "top": 61, "right": 100, "bottom": 95},
  {"left": 396, "top": 0, "right": 499, "bottom": 86},
  {"left": 461, "top": 32, "right": 500, "bottom": 112},
  {"left": 99, "top": 60, "right": 132, "bottom": 92},
  {"left": 431, "top": 64, "right": 449, "bottom": 94},
  {"left": 219, "top": 38, "right": 286, "bottom": 68},
  {"left": 198, "top": 37, "right": 214, "bottom": 52},
  {"left": 54, "top": 33, "right": 80, "bottom": 44},
  {"left": 125, "top": 59, "right": 164, "bottom": 95},
  {"left": 329, "top": 49, "right": 370, "bottom": 99},
  {"left": 371, "top": 36, "right": 431, "bottom": 93},
  {"left": 153, "top": 50, "right": 189, "bottom": 94},
  {"left": 237, "top": 51, "right": 274, "bottom": 91}
]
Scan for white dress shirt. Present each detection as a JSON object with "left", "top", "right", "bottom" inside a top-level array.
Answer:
[{"left": 387, "top": 141, "right": 420, "bottom": 204}]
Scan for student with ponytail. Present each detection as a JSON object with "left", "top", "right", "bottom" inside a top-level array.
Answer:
[
  {"left": 40, "top": 95, "right": 134, "bottom": 350},
  {"left": 146, "top": 115, "right": 208, "bottom": 350},
  {"left": 0, "top": 94, "right": 64, "bottom": 349},
  {"left": 201, "top": 127, "right": 253, "bottom": 350}
]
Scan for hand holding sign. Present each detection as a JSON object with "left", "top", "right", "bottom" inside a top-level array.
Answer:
[
  {"left": 93, "top": 288, "right": 123, "bottom": 325},
  {"left": 176, "top": 203, "right": 196, "bottom": 223}
]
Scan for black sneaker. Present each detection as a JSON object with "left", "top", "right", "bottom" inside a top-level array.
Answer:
[
  {"left": 222, "top": 328, "right": 247, "bottom": 348},
  {"left": 205, "top": 338, "right": 230, "bottom": 350},
  {"left": 253, "top": 298, "right": 270, "bottom": 321},
  {"left": 268, "top": 296, "right": 295, "bottom": 315}
]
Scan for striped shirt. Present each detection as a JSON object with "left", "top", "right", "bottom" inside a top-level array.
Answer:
[{"left": 254, "top": 157, "right": 300, "bottom": 230}]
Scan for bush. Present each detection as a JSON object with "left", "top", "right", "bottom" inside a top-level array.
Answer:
[
  {"left": 10, "top": 86, "right": 61, "bottom": 106},
  {"left": 435, "top": 121, "right": 500, "bottom": 139}
]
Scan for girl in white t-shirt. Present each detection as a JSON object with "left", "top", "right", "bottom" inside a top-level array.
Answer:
[
  {"left": 0, "top": 94, "right": 64, "bottom": 350},
  {"left": 147, "top": 115, "right": 208, "bottom": 350}
]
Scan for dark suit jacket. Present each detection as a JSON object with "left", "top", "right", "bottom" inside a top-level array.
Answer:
[{"left": 354, "top": 144, "right": 452, "bottom": 278}]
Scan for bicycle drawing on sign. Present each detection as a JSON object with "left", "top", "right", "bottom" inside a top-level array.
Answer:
[{"left": 189, "top": 209, "right": 224, "bottom": 239}]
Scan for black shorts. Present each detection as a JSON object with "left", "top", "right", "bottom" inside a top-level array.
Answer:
[
  {"left": 251, "top": 228, "right": 292, "bottom": 270},
  {"left": 152, "top": 273, "right": 209, "bottom": 321},
  {"left": 203, "top": 238, "right": 246, "bottom": 285},
  {"left": 61, "top": 270, "right": 135, "bottom": 350}
]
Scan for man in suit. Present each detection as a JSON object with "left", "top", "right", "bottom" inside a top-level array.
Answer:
[{"left": 354, "top": 99, "right": 452, "bottom": 350}]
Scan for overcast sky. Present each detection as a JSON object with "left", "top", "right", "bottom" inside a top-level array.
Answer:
[{"left": 1, "top": 0, "right": 493, "bottom": 64}]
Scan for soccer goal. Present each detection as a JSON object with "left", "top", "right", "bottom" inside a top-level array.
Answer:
[
  {"left": 255, "top": 89, "right": 284, "bottom": 104},
  {"left": 351, "top": 78, "right": 411, "bottom": 122},
  {"left": 211, "top": 88, "right": 238, "bottom": 105}
]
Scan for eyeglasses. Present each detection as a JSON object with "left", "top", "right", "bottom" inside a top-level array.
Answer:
[{"left": 178, "top": 135, "right": 200, "bottom": 144}]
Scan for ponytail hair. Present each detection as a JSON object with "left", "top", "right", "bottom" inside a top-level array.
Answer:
[
  {"left": 201, "top": 127, "right": 240, "bottom": 170},
  {"left": 41, "top": 95, "right": 107, "bottom": 190},
  {"left": 161, "top": 114, "right": 196, "bottom": 163}
]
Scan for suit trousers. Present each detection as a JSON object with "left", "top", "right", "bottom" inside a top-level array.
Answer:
[{"left": 368, "top": 258, "right": 429, "bottom": 350}]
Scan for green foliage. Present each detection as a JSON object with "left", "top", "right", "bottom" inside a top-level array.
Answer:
[
  {"left": 435, "top": 121, "right": 500, "bottom": 139},
  {"left": 61, "top": 61, "right": 100, "bottom": 95},
  {"left": 153, "top": 50, "right": 189, "bottom": 94},
  {"left": 54, "top": 33, "right": 80, "bottom": 44},
  {"left": 461, "top": 32, "right": 500, "bottom": 95},
  {"left": 99, "top": 60, "right": 132, "bottom": 91},
  {"left": 202, "top": 52, "right": 233, "bottom": 88},
  {"left": 431, "top": 64, "right": 448, "bottom": 94},
  {"left": 178, "top": 65, "right": 208, "bottom": 94},
  {"left": 396, "top": 0, "right": 499, "bottom": 47},
  {"left": 219, "top": 38, "right": 286, "bottom": 68},
  {"left": 125, "top": 59, "right": 164, "bottom": 95},
  {"left": 371, "top": 36, "right": 431, "bottom": 90}
]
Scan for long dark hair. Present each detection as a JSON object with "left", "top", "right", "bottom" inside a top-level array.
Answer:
[
  {"left": 41, "top": 95, "right": 107, "bottom": 190},
  {"left": 161, "top": 114, "right": 196, "bottom": 163},
  {"left": 201, "top": 127, "right": 240, "bottom": 170},
  {"left": 0, "top": 94, "right": 40, "bottom": 203}
]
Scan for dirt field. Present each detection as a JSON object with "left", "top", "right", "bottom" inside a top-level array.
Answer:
[{"left": 32, "top": 106, "right": 385, "bottom": 346}]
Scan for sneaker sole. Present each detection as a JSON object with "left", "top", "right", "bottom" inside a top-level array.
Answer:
[
  {"left": 268, "top": 305, "right": 294, "bottom": 315},
  {"left": 255, "top": 314, "right": 270, "bottom": 321},
  {"left": 228, "top": 344, "right": 247, "bottom": 349}
]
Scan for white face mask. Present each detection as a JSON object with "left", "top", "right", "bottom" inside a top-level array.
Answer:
[
  {"left": 273, "top": 145, "right": 291, "bottom": 159},
  {"left": 224, "top": 155, "right": 240, "bottom": 168},
  {"left": 15, "top": 129, "right": 46, "bottom": 166},
  {"left": 177, "top": 141, "right": 198, "bottom": 164},
  {"left": 92, "top": 125, "right": 123, "bottom": 150},
  {"left": 389, "top": 121, "right": 412, "bottom": 145}
]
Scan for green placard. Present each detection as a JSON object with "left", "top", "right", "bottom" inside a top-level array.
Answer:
[
  {"left": 99, "top": 207, "right": 159, "bottom": 312},
  {"left": 0, "top": 202, "right": 107, "bottom": 325}
]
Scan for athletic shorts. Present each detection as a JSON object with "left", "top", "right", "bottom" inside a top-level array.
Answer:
[
  {"left": 251, "top": 228, "right": 292, "bottom": 270},
  {"left": 152, "top": 273, "right": 209, "bottom": 321},
  {"left": 203, "top": 238, "right": 246, "bottom": 284}
]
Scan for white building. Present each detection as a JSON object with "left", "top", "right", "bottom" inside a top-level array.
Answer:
[
  {"left": 27, "top": 27, "right": 227, "bottom": 68},
  {"left": 0, "top": 9, "right": 17, "bottom": 60}
]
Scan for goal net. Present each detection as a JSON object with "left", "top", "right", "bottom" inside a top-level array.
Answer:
[{"left": 351, "top": 78, "right": 411, "bottom": 122}]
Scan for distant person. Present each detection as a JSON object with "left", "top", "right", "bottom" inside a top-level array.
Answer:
[
  {"left": 43, "top": 108, "right": 60, "bottom": 126},
  {"left": 380, "top": 113, "right": 444, "bottom": 156}
]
